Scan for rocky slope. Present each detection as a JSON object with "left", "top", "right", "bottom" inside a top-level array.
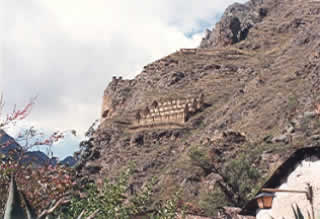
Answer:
[{"left": 77, "top": 0, "right": 320, "bottom": 217}]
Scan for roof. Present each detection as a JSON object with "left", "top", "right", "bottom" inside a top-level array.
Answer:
[{"left": 240, "top": 146, "right": 320, "bottom": 216}]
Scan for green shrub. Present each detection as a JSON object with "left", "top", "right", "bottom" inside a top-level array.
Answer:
[
  {"left": 189, "top": 147, "right": 212, "bottom": 175},
  {"left": 221, "top": 156, "right": 260, "bottom": 206},
  {"left": 58, "top": 169, "right": 134, "bottom": 219},
  {"left": 200, "top": 186, "right": 229, "bottom": 217},
  {"left": 56, "top": 170, "right": 181, "bottom": 219},
  {"left": 149, "top": 192, "right": 182, "bottom": 219}
]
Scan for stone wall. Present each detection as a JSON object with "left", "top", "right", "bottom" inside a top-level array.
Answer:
[
  {"left": 132, "top": 94, "right": 204, "bottom": 128},
  {"left": 179, "top": 48, "right": 197, "bottom": 54}
]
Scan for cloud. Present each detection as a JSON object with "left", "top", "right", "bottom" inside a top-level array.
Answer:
[{"left": 1, "top": 0, "right": 246, "bottom": 158}]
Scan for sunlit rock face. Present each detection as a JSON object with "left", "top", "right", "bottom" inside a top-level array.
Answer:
[
  {"left": 101, "top": 76, "right": 135, "bottom": 121},
  {"left": 199, "top": 0, "right": 266, "bottom": 48},
  {"left": 257, "top": 158, "right": 320, "bottom": 219}
]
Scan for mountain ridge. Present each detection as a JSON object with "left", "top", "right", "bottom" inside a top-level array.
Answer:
[{"left": 0, "top": 129, "right": 77, "bottom": 167}]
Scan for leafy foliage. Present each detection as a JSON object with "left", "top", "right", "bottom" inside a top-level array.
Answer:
[
  {"left": 189, "top": 144, "right": 261, "bottom": 206},
  {"left": 200, "top": 186, "right": 229, "bottom": 217},
  {"left": 199, "top": 157, "right": 260, "bottom": 217},
  {"left": 53, "top": 168, "right": 183, "bottom": 219},
  {"left": 221, "top": 155, "right": 260, "bottom": 206},
  {"left": 189, "top": 147, "right": 212, "bottom": 175},
  {"left": 150, "top": 192, "right": 182, "bottom": 219},
  {"left": 189, "top": 145, "right": 261, "bottom": 216},
  {"left": 0, "top": 96, "right": 77, "bottom": 217},
  {"left": 1, "top": 158, "right": 185, "bottom": 219},
  {"left": 59, "top": 169, "right": 134, "bottom": 218},
  {"left": 0, "top": 159, "right": 75, "bottom": 217}
]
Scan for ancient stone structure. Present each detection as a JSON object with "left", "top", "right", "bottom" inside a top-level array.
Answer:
[
  {"left": 132, "top": 94, "right": 204, "bottom": 128},
  {"left": 179, "top": 48, "right": 197, "bottom": 54},
  {"left": 100, "top": 76, "right": 204, "bottom": 129}
]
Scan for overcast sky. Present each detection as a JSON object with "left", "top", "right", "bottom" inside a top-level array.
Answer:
[{"left": 1, "top": 0, "right": 246, "bottom": 159}]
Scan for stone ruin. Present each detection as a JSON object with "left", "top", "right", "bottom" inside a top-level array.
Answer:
[
  {"left": 132, "top": 93, "right": 204, "bottom": 129},
  {"left": 179, "top": 48, "right": 197, "bottom": 54},
  {"left": 100, "top": 76, "right": 205, "bottom": 130}
]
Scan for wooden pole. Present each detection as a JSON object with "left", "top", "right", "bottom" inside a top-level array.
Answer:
[{"left": 262, "top": 188, "right": 307, "bottom": 194}]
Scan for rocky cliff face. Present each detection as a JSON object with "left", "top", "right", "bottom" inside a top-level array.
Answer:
[
  {"left": 200, "top": 0, "right": 266, "bottom": 48},
  {"left": 78, "top": 0, "right": 320, "bottom": 217}
]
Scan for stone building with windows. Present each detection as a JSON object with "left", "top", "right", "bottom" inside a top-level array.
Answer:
[{"left": 132, "top": 94, "right": 204, "bottom": 128}]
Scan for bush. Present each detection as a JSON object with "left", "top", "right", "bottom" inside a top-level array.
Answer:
[
  {"left": 189, "top": 147, "right": 212, "bottom": 175},
  {"left": 200, "top": 186, "right": 229, "bottom": 217},
  {"left": 0, "top": 162, "right": 75, "bottom": 218},
  {"left": 199, "top": 155, "right": 260, "bottom": 216},
  {"left": 221, "top": 155, "right": 260, "bottom": 206},
  {"left": 56, "top": 170, "right": 182, "bottom": 219},
  {"left": 0, "top": 96, "right": 78, "bottom": 217},
  {"left": 57, "top": 169, "right": 134, "bottom": 219}
]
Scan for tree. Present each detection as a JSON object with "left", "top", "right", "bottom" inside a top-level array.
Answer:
[
  {"left": 189, "top": 147, "right": 260, "bottom": 215},
  {"left": 0, "top": 94, "right": 76, "bottom": 218},
  {"left": 0, "top": 94, "right": 35, "bottom": 129},
  {"left": 0, "top": 94, "right": 185, "bottom": 218}
]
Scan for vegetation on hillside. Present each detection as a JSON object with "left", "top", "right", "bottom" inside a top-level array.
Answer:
[{"left": 0, "top": 96, "right": 185, "bottom": 218}]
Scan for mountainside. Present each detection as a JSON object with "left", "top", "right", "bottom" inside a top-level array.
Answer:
[
  {"left": 0, "top": 129, "right": 21, "bottom": 155},
  {"left": 78, "top": 0, "right": 320, "bottom": 217},
  {"left": 0, "top": 129, "right": 77, "bottom": 167}
]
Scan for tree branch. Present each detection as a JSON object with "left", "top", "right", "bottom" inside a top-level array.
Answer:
[
  {"left": 76, "top": 209, "right": 100, "bottom": 219},
  {"left": 77, "top": 210, "right": 86, "bottom": 219},
  {"left": 37, "top": 198, "right": 70, "bottom": 219},
  {"left": 86, "top": 209, "right": 100, "bottom": 219}
]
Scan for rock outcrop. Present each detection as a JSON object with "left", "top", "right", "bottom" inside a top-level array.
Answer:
[
  {"left": 101, "top": 76, "right": 135, "bottom": 121},
  {"left": 200, "top": 0, "right": 266, "bottom": 48}
]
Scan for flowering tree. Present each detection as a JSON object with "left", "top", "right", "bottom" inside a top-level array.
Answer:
[
  {"left": 0, "top": 94, "right": 184, "bottom": 218},
  {"left": 0, "top": 94, "right": 35, "bottom": 129},
  {"left": 0, "top": 94, "right": 76, "bottom": 218}
]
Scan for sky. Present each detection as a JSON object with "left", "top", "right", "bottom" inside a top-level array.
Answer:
[{"left": 0, "top": 0, "right": 247, "bottom": 159}]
